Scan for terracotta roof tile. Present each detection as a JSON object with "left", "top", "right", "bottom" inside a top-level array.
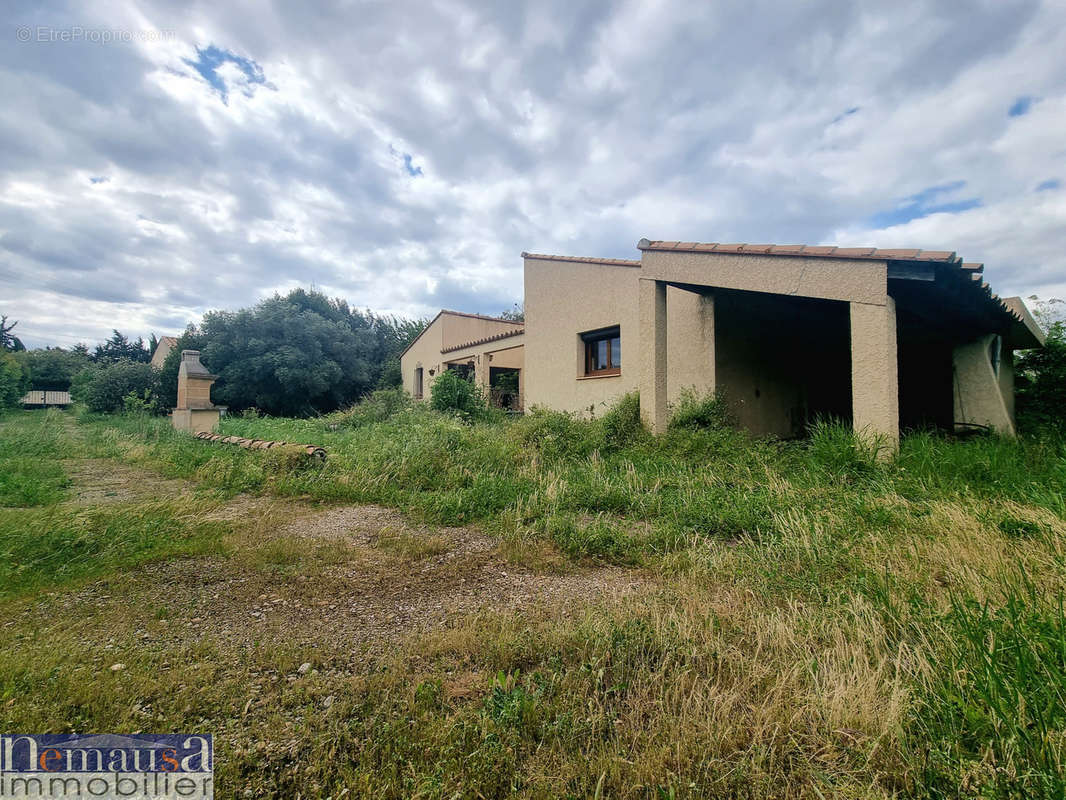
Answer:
[
  {"left": 398, "top": 309, "right": 522, "bottom": 360},
  {"left": 438, "top": 309, "right": 524, "bottom": 325},
  {"left": 636, "top": 239, "right": 964, "bottom": 264},
  {"left": 522, "top": 252, "right": 641, "bottom": 267},
  {"left": 441, "top": 327, "right": 525, "bottom": 354}
]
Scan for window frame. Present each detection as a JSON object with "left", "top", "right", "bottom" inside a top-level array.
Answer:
[
  {"left": 414, "top": 366, "right": 423, "bottom": 399},
  {"left": 581, "top": 326, "right": 622, "bottom": 377}
]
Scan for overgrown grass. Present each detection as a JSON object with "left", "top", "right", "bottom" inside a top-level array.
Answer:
[
  {"left": 2, "top": 401, "right": 1064, "bottom": 797},
  {"left": 0, "top": 409, "right": 73, "bottom": 505},
  {"left": 0, "top": 499, "right": 230, "bottom": 598}
]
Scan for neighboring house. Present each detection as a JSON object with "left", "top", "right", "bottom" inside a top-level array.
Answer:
[
  {"left": 150, "top": 336, "right": 179, "bottom": 369},
  {"left": 403, "top": 239, "right": 1044, "bottom": 451},
  {"left": 400, "top": 311, "right": 525, "bottom": 409}
]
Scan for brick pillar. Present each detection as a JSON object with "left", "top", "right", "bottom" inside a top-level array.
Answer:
[{"left": 639, "top": 278, "right": 668, "bottom": 433}]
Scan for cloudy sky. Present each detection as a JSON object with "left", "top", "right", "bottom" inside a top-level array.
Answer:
[{"left": 3, "top": 0, "right": 1065, "bottom": 348}]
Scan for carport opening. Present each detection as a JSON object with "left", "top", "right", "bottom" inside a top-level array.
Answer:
[
  {"left": 712, "top": 288, "right": 852, "bottom": 438},
  {"left": 894, "top": 307, "right": 956, "bottom": 432}
]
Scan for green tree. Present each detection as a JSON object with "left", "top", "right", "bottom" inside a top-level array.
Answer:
[
  {"left": 0, "top": 352, "right": 28, "bottom": 407},
  {"left": 199, "top": 290, "right": 385, "bottom": 415},
  {"left": 16, "top": 347, "right": 92, "bottom": 391},
  {"left": 151, "top": 290, "right": 425, "bottom": 413},
  {"left": 1016, "top": 297, "right": 1066, "bottom": 430},
  {"left": 1, "top": 315, "right": 25, "bottom": 352},
  {"left": 92, "top": 330, "right": 151, "bottom": 364},
  {"left": 78, "top": 362, "right": 161, "bottom": 413}
]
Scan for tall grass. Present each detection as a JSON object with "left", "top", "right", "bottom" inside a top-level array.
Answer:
[
  {"left": 0, "top": 500, "right": 229, "bottom": 597},
  {"left": 4, "top": 401, "right": 1062, "bottom": 796},
  {"left": 0, "top": 409, "right": 74, "bottom": 506}
]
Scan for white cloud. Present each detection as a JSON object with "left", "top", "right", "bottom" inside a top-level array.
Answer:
[{"left": 2, "top": 0, "right": 1065, "bottom": 347}]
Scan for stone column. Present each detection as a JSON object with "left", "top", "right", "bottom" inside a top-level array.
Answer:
[
  {"left": 639, "top": 278, "right": 668, "bottom": 433},
  {"left": 850, "top": 299, "right": 899, "bottom": 455}
]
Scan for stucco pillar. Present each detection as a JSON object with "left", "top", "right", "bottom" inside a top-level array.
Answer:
[
  {"left": 473, "top": 355, "right": 488, "bottom": 392},
  {"left": 850, "top": 299, "right": 899, "bottom": 455},
  {"left": 953, "top": 333, "right": 1015, "bottom": 435},
  {"left": 667, "top": 288, "right": 715, "bottom": 404},
  {"left": 639, "top": 278, "right": 668, "bottom": 433}
]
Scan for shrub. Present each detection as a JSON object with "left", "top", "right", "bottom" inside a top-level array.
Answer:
[
  {"left": 79, "top": 362, "right": 161, "bottom": 414},
  {"left": 329, "top": 387, "right": 413, "bottom": 428},
  {"left": 0, "top": 353, "right": 28, "bottom": 409},
  {"left": 1017, "top": 319, "right": 1066, "bottom": 431},
  {"left": 598, "top": 392, "right": 646, "bottom": 449},
  {"left": 668, "top": 388, "right": 733, "bottom": 431},
  {"left": 510, "top": 407, "right": 598, "bottom": 460},
  {"left": 122, "top": 388, "right": 162, "bottom": 416},
  {"left": 429, "top": 370, "right": 488, "bottom": 420}
]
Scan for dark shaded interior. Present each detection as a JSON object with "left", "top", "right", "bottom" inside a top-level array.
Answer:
[
  {"left": 708, "top": 288, "right": 852, "bottom": 438},
  {"left": 894, "top": 305, "right": 956, "bottom": 431}
]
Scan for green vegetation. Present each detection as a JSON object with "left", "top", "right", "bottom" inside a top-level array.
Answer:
[
  {"left": 1018, "top": 317, "right": 1066, "bottom": 432},
  {"left": 0, "top": 409, "right": 72, "bottom": 505},
  {"left": 75, "top": 361, "right": 161, "bottom": 413},
  {"left": 0, "top": 352, "right": 28, "bottom": 408},
  {"left": 429, "top": 368, "right": 498, "bottom": 421},
  {"left": 162, "top": 288, "right": 425, "bottom": 415},
  {"left": 0, "top": 500, "right": 228, "bottom": 598},
  {"left": 1, "top": 399, "right": 1064, "bottom": 797},
  {"left": 14, "top": 346, "right": 91, "bottom": 391}
]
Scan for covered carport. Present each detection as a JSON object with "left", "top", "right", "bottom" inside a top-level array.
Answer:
[{"left": 634, "top": 240, "right": 1044, "bottom": 451}]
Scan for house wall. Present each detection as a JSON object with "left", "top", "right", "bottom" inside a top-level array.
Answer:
[
  {"left": 150, "top": 339, "right": 175, "bottom": 369},
  {"left": 440, "top": 315, "right": 522, "bottom": 350},
  {"left": 401, "top": 313, "right": 525, "bottom": 402},
  {"left": 640, "top": 250, "right": 888, "bottom": 305},
  {"left": 523, "top": 255, "right": 716, "bottom": 415},
  {"left": 401, "top": 318, "right": 444, "bottom": 400},
  {"left": 524, "top": 256, "right": 640, "bottom": 414},
  {"left": 953, "top": 333, "right": 1015, "bottom": 434}
]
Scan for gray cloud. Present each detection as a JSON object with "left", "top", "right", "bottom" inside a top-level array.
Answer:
[{"left": 2, "top": 0, "right": 1065, "bottom": 348}]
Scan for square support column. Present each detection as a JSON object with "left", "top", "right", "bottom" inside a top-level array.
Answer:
[
  {"left": 850, "top": 299, "right": 899, "bottom": 455},
  {"left": 639, "top": 278, "right": 668, "bottom": 433}
]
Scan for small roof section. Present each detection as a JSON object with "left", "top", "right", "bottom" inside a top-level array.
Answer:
[
  {"left": 636, "top": 239, "right": 1042, "bottom": 349},
  {"left": 1003, "top": 297, "right": 1047, "bottom": 349},
  {"left": 399, "top": 309, "right": 524, "bottom": 359},
  {"left": 637, "top": 239, "right": 960, "bottom": 262},
  {"left": 441, "top": 327, "right": 525, "bottom": 354}
]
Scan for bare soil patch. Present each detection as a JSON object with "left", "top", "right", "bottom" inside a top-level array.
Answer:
[{"left": 34, "top": 459, "right": 646, "bottom": 659}]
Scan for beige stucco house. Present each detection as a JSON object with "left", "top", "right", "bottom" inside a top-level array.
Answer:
[
  {"left": 403, "top": 240, "right": 1044, "bottom": 451},
  {"left": 400, "top": 310, "right": 525, "bottom": 410},
  {"left": 150, "top": 336, "right": 178, "bottom": 369}
]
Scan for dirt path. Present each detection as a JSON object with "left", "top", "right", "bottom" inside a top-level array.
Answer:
[{"left": 44, "top": 457, "right": 646, "bottom": 657}]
